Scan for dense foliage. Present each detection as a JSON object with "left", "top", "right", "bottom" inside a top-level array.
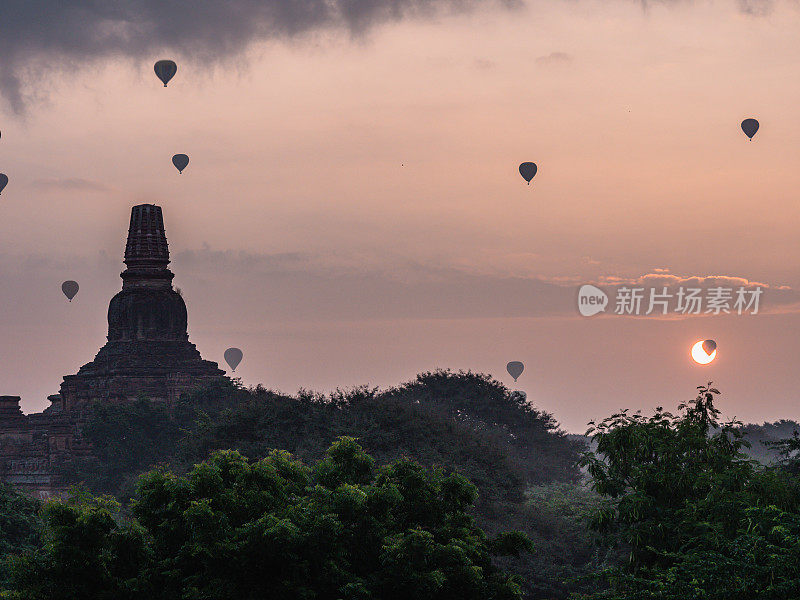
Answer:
[
  {"left": 9, "top": 374, "right": 800, "bottom": 598},
  {"left": 53, "top": 370, "right": 592, "bottom": 598},
  {"left": 0, "top": 484, "right": 40, "bottom": 588},
  {"left": 515, "top": 483, "right": 610, "bottom": 599},
  {"left": 580, "top": 384, "right": 800, "bottom": 599},
  {"left": 64, "top": 371, "right": 583, "bottom": 504},
  {"left": 6, "top": 438, "right": 531, "bottom": 600}
]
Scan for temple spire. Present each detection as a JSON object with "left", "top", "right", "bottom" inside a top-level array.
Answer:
[{"left": 121, "top": 204, "right": 173, "bottom": 288}]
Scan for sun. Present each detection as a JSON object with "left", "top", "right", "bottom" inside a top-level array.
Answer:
[{"left": 691, "top": 340, "right": 717, "bottom": 365}]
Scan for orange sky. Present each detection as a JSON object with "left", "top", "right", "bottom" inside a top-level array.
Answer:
[{"left": 2, "top": 0, "right": 800, "bottom": 431}]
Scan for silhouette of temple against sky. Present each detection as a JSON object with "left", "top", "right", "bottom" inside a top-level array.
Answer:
[
  {"left": 59, "top": 204, "right": 225, "bottom": 409},
  {"left": 1, "top": 205, "right": 228, "bottom": 498}
]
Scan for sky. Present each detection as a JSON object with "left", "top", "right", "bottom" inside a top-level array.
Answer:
[{"left": 2, "top": 0, "right": 800, "bottom": 432}]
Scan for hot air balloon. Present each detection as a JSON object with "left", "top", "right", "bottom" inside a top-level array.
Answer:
[
  {"left": 741, "top": 118, "right": 759, "bottom": 140},
  {"left": 507, "top": 361, "right": 524, "bottom": 382},
  {"left": 62, "top": 280, "right": 79, "bottom": 302},
  {"left": 224, "top": 347, "right": 243, "bottom": 372},
  {"left": 0, "top": 174, "right": 7, "bottom": 195},
  {"left": 702, "top": 339, "right": 717, "bottom": 355},
  {"left": 154, "top": 60, "right": 177, "bottom": 87},
  {"left": 519, "top": 162, "right": 537, "bottom": 185},
  {"left": 172, "top": 154, "right": 189, "bottom": 174}
]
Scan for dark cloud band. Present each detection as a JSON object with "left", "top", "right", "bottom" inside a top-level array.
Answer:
[{"left": 0, "top": 0, "right": 516, "bottom": 112}]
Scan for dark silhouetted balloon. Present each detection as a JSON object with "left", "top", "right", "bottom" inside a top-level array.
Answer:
[
  {"left": 154, "top": 60, "right": 177, "bottom": 87},
  {"left": 702, "top": 339, "right": 717, "bottom": 355},
  {"left": 741, "top": 118, "right": 759, "bottom": 140},
  {"left": 172, "top": 154, "right": 189, "bottom": 174},
  {"left": 0, "top": 174, "right": 7, "bottom": 195},
  {"left": 62, "top": 280, "right": 79, "bottom": 302},
  {"left": 224, "top": 347, "right": 243, "bottom": 371},
  {"left": 519, "top": 162, "right": 537, "bottom": 185},
  {"left": 507, "top": 361, "right": 524, "bottom": 382}
]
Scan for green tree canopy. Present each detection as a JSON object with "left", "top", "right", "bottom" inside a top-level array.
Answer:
[
  {"left": 7, "top": 438, "right": 531, "bottom": 600},
  {"left": 0, "top": 483, "right": 40, "bottom": 587},
  {"left": 51, "top": 371, "right": 590, "bottom": 599},
  {"left": 64, "top": 371, "right": 582, "bottom": 504},
  {"left": 580, "top": 384, "right": 800, "bottom": 600}
]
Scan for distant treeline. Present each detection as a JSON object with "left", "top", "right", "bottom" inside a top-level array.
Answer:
[{"left": 63, "top": 370, "right": 584, "bottom": 502}]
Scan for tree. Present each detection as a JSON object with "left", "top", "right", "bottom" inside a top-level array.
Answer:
[
  {"left": 8, "top": 438, "right": 530, "bottom": 600},
  {"left": 4, "top": 490, "right": 150, "bottom": 600},
  {"left": 63, "top": 371, "right": 582, "bottom": 505},
  {"left": 0, "top": 483, "right": 41, "bottom": 588},
  {"left": 580, "top": 384, "right": 800, "bottom": 599},
  {"left": 385, "top": 370, "right": 584, "bottom": 486}
]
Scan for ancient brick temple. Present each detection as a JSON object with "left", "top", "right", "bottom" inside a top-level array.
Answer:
[
  {"left": 59, "top": 204, "right": 226, "bottom": 409},
  {"left": 0, "top": 204, "right": 228, "bottom": 498}
]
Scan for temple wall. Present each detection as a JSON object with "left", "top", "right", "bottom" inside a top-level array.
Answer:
[{"left": 0, "top": 411, "right": 80, "bottom": 499}]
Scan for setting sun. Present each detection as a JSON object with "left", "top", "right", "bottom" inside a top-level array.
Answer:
[{"left": 691, "top": 341, "right": 717, "bottom": 365}]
